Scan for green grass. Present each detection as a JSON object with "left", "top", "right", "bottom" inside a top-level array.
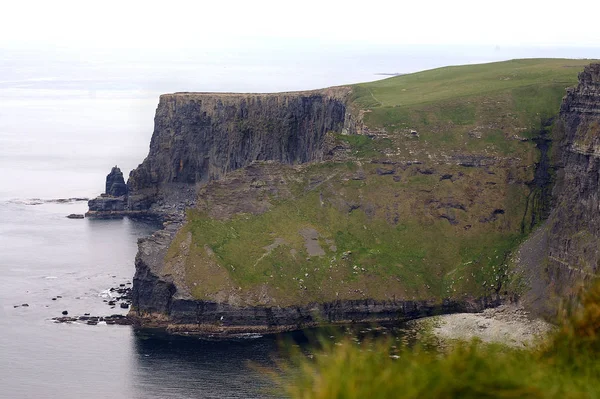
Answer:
[
  {"left": 172, "top": 159, "right": 528, "bottom": 306},
  {"left": 276, "top": 282, "right": 600, "bottom": 399},
  {"left": 353, "top": 59, "right": 591, "bottom": 110},
  {"left": 348, "top": 59, "right": 595, "bottom": 159},
  {"left": 165, "top": 59, "right": 597, "bottom": 307},
  {"left": 335, "top": 134, "right": 393, "bottom": 157}
]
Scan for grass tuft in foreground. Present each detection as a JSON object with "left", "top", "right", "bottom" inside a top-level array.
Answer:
[{"left": 277, "top": 282, "right": 600, "bottom": 399}]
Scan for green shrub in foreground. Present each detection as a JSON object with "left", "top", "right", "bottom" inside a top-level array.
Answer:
[{"left": 277, "top": 283, "right": 600, "bottom": 399}]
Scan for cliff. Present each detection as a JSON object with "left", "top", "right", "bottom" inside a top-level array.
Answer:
[
  {"left": 131, "top": 201, "right": 500, "bottom": 336},
  {"left": 87, "top": 88, "right": 349, "bottom": 219},
  {"left": 516, "top": 63, "right": 600, "bottom": 317},
  {"left": 126, "top": 89, "right": 350, "bottom": 214},
  {"left": 86, "top": 59, "right": 597, "bottom": 336}
]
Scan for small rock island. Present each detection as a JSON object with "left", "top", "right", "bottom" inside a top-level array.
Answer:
[{"left": 86, "top": 166, "right": 128, "bottom": 218}]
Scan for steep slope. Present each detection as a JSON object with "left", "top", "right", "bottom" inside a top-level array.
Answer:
[
  {"left": 91, "top": 59, "right": 597, "bottom": 336},
  {"left": 516, "top": 63, "right": 600, "bottom": 317},
  {"left": 126, "top": 89, "right": 349, "bottom": 213}
]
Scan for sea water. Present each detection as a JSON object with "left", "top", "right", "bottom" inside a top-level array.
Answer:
[{"left": 1, "top": 44, "right": 598, "bottom": 398}]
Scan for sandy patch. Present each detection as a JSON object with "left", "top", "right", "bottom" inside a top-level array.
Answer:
[{"left": 417, "top": 305, "right": 554, "bottom": 348}]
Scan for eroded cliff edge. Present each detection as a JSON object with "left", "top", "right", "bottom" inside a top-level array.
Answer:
[
  {"left": 121, "top": 96, "right": 535, "bottom": 334},
  {"left": 516, "top": 64, "right": 600, "bottom": 318},
  {"left": 124, "top": 88, "right": 504, "bottom": 335},
  {"left": 130, "top": 162, "right": 502, "bottom": 336},
  {"left": 130, "top": 89, "right": 349, "bottom": 215},
  {"left": 89, "top": 60, "right": 599, "bottom": 336},
  {"left": 88, "top": 88, "right": 349, "bottom": 219}
]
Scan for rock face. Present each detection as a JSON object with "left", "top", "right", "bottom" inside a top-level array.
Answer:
[
  {"left": 106, "top": 166, "right": 127, "bottom": 197},
  {"left": 126, "top": 89, "right": 350, "bottom": 212},
  {"left": 86, "top": 166, "right": 128, "bottom": 218},
  {"left": 517, "top": 64, "right": 600, "bottom": 317},
  {"left": 130, "top": 220, "right": 500, "bottom": 337},
  {"left": 84, "top": 62, "right": 600, "bottom": 335},
  {"left": 124, "top": 87, "right": 516, "bottom": 336},
  {"left": 88, "top": 89, "right": 349, "bottom": 221}
]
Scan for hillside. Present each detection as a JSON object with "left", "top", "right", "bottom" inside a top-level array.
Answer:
[
  {"left": 87, "top": 58, "right": 598, "bottom": 334},
  {"left": 167, "top": 59, "right": 591, "bottom": 304}
]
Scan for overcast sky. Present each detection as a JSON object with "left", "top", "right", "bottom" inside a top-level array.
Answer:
[
  {"left": 2, "top": 0, "right": 599, "bottom": 51},
  {"left": 1, "top": 0, "right": 599, "bottom": 199}
]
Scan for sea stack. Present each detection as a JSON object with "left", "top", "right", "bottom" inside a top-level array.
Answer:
[
  {"left": 86, "top": 166, "right": 128, "bottom": 218},
  {"left": 105, "top": 166, "right": 128, "bottom": 197}
]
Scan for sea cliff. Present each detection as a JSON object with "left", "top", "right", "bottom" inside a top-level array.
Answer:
[
  {"left": 88, "top": 59, "right": 599, "bottom": 335},
  {"left": 130, "top": 213, "right": 499, "bottom": 336},
  {"left": 516, "top": 64, "right": 600, "bottom": 317}
]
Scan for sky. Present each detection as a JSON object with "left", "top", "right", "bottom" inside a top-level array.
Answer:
[
  {"left": 1, "top": 0, "right": 600, "bottom": 200},
  {"left": 1, "top": 0, "right": 600, "bottom": 51}
]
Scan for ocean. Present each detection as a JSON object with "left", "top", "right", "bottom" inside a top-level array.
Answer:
[{"left": 1, "top": 44, "right": 598, "bottom": 398}]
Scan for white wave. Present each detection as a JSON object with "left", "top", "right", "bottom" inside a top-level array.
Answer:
[
  {"left": 237, "top": 333, "right": 263, "bottom": 339},
  {"left": 6, "top": 197, "right": 89, "bottom": 206},
  {"left": 98, "top": 289, "right": 114, "bottom": 298}
]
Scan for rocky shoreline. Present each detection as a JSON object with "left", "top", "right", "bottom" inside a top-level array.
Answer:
[
  {"left": 128, "top": 296, "right": 506, "bottom": 338},
  {"left": 53, "top": 314, "right": 132, "bottom": 326},
  {"left": 49, "top": 282, "right": 134, "bottom": 326}
]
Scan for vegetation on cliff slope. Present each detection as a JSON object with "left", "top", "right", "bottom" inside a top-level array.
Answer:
[
  {"left": 277, "top": 281, "right": 600, "bottom": 398},
  {"left": 169, "top": 59, "right": 595, "bottom": 306},
  {"left": 353, "top": 58, "right": 589, "bottom": 136}
]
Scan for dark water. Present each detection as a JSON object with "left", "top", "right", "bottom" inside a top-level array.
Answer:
[
  {"left": 0, "top": 201, "right": 283, "bottom": 398},
  {"left": 0, "top": 50, "right": 421, "bottom": 399},
  {"left": 0, "top": 200, "right": 412, "bottom": 399}
]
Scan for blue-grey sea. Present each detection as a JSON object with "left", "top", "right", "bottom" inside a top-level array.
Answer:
[{"left": 1, "top": 44, "right": 598, "bottom": 398}]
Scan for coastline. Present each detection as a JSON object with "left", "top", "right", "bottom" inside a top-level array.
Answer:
[{"left": 127, "top": 295, "right": 506, "bottom": 338}]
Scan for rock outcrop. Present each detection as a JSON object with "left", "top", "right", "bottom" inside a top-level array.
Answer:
[
  {"left": 130, "top": 217, "right": 500, "bottom": 337},
  {"left": 106, "top": 166, "right": 127, "bottom": 197},
  {"left": 86, "top": 166, "right": 128, "bottom": 218},
  {"left": 88, "top": 89, "right": 350, "bottom": 222},
  {"left": 122, "top": 87, "right": 519, "bottom": 336},
  {"left": 126, "top": 89, "right": 350, "bottom": 212},
  {"left": 88, "top": 63, "right": 600, "bottom": 335},
  {"left": 516, "top": 64, "right": 600, "bottom": 317}
]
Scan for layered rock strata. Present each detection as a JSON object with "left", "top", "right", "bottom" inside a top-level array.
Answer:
[
  {"left": 127, "top": 89, "right": 350, "bottom": 213},
  {"left": 86, "top": 166, "right": 128, "bottom": 218},
  {"left": 88, "top": 89, "right": 350, "bottom": 221},
  {"left": 517, "top": 64, "right": 600, "bottom": 317},
  {"left": 87, "top": 63, "right": 600, "bottom": 335},
  {"left": 121, "top": 87, "right": 514, "bottom": 336}
]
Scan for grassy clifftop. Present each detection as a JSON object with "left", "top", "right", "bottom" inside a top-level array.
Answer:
[
  {"left": 354, "top": 58, "right": 587, "bottom": 126},
  {"left": 166, "top": 59, "right": 596, "bottom": 307}
]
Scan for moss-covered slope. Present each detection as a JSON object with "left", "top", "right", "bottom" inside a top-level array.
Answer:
[{"left": 128, "top": 59, "right": 597, "bottom": 332}]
